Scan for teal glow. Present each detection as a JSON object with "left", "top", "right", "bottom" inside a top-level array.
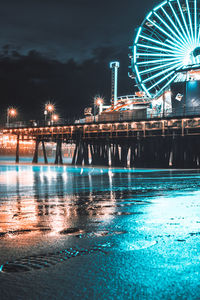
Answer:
[
  {"left": 141, "top": 83, "right": 151, "bottom": 97},
  {"left": 137, "top": 43, "right": 180, "bottom": 54},
  {"left": 143, "top": 62, "right": 183, "bottom": 84},
  {"left": 169, "top": 1, "right": 190, "bottom": 46},
  {"left": 135, "top": 27, "right": 142, "bottom": 44},
  {"left": 194, "top": 0, "right": 197, "bottom": 42},
  {"left": 134, "top": 45, "right": 137, "bottom": 64},
  {"left": 153, "top": 11, "right": 186, "bottom": 48},
  {"left": 186, "top": 0, "right": 194, "bottom": 44},
  {"left": 146, "top": 11, "right": 153, "bottom": 19},
  {"left": 137, "top": 57, "right": 178, "bottom": 66},
  {"left": 139, "top": 34, "right": 181, "bottom": 51},
  {"left": 160, "top": 73, "right": 177, "bottom": 92},
  {"left": 132, "top": 0, "right": 200, "bottom": 98},
  {"left": 136, "top": 53, "right": 178, "bottom": 57},
  {"left": 198, "top": 27, "right": 200, "bottom": 50},
  {"left": 177, "top": 0, "right": 192, "bottom": 45},
  {"left": 161, "top": 6, "right": 188, "bottom": 45},
  {"left": 146, "top": 18, "right": 178, "bottom": 44},
  {"left": 135, "top": 65, "right": 142, "bottom": 82},
  {"left": 148, "top": 70, "right": 176, "bottom": 91},
  {"left": 140, "top": 60, "right": 181, "bottom": 76},
  {"left": 153, "top": 1, "right": 167, "bottom": 11}
]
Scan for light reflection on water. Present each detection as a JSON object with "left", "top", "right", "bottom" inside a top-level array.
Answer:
[
  {"left": 0, "top": 165, "right": 200, "bottom": 242},
  {"left": 1, "top": 165, "right": 200, "bottom": 298}
]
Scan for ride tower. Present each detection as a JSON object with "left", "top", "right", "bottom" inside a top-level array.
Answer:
[{"left": 110, "top": 61, "right": 120, "bottom": 109}]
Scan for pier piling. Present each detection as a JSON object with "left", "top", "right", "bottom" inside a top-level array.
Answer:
[{"left": 16, "top": 135, "right": 19, "bottom": 163}]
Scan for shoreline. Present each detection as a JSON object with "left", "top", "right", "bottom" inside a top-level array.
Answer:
[{"left": 0, "top": 160, "right": 200, "bottom": 171}]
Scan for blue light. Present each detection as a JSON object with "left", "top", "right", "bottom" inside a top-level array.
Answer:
[
  {"left": 132, "top": 0, "right": 200, "bottom": 98},
  {"left": 168, "top": 1, "right": 190, "bottom": 46},
  {"left": 148, "top": 70, "right": 175, "bottom": 91},
  {"left": 194, "top": 0, "right": 197, "bottom": 42},
  {"left": 146, "top": 11, "right": 153, "bottom": 19},
  {"left": 135, "top": 65, "right": 142, "bottom": 83},
  {"left": 140, "top": 60, "right": 181, "bottom": 76},
  {"left": 136, "top": 53, "right": 178, "bottom": 57},
  {"left": 141, "top": 83, "right": 151, "bottom": 97},
  {"left": 186, "top": 0, "right": 194, "bottom": 44},
  {"left": 153, "top": 0, "right": 167, "bottom": 12},
  {"left": 153, "top": 11, "right": 186, "bottom": 48},
  {"left": 143, "top": 61, "right": 183, "bottom": 84},
  {"left": 134, "top": 45, "right": 137, "bottom": 64},
  {"left": 137, "top": 57, "right": 178, "bottom": 66},
  {"left": 161, "top": 6, "right": 188, "bottom": 46},
  {"left": 139, "top": 34, "right": 183, "bottom": 52},
  {"left": 146, "top": 17, "right": 184, "bottom": 50},
  {"left": 177, "top": 0, "right": 192, "bottom": 45},
  {"left": 137, "top": 43, "right": 179, "bottom": 54},
  {"left": 135, "top": 27, "right": 142, "bottom": 44}
]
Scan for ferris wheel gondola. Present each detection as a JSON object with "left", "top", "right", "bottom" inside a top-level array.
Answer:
[{"left": 132, "top": 0, "right": 200, "bottom": 98}]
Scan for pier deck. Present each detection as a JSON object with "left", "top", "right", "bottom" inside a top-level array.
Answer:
[{"left": 2, "top": 116, "right": 200, "bottom": 168}]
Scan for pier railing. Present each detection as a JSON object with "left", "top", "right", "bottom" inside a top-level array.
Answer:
[
  {"left": 3, "top": 107, "right": 200, "bottom": 129},
  {"left": 2, "top": 113, "right": 200, "bottom": 168}
]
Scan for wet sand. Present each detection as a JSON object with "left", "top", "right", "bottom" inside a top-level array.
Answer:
[{"left": 0, "top": 164, "right": 200, "bottom": 299}]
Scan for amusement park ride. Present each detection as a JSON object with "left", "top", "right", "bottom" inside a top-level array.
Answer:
[
  {"left": 3, "top": 0, "right": 200, "bottom": 169},
  {"left": 88, "top": 0, "right": 200, "bottom": 123}
]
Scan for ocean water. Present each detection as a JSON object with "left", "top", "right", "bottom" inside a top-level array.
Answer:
[
  {"left": 0, "top": 164, "right": 200, "bottom": 299},
  {"left": 0, "top": 155, "right": 72, "bottom": 164}
]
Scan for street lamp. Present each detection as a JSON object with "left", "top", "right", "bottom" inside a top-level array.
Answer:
[
  {"left": 46, "top": 103, "right": 54, "bottom": 113},
  {"left": 45, "top": 103, "right": 55, "bottom": 125},
  {"left": 44, "top": 109, "right": 48, "bottom": 124},
  {"left": 7, "top": 107, "right": 17, "bottom": 127},
  {"left": 94, "top": 96, "right": 104, "bottom": 114},
  {"left": 51, "top": 114, "right": 59, "bottom": 125}
]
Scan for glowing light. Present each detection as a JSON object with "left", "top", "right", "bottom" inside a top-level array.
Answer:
[
  {"left": 135, "top": 26, "right": 142, "bottom": 44},
  {"left": 52, "top": 114, "right": 59, "bottom": 122},
  {"left": 132, "top": 0, "right": 200, "bottom": 98},
  {"left": 45, "top": 103, "right": 54, "bottom": 112},
  {"left": 165, "top": 90, "right": 171, "bottom": 97},
  {"left": 8, "top": 108, "right": 17, "bottom": 117},
  {"left": 95, "top": 97, "right": 104, "bottom": 106}
]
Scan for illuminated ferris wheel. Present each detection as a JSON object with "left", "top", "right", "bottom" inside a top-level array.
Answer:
[{"left": 132, "top": 0, "right": 200, "bottom": 98}]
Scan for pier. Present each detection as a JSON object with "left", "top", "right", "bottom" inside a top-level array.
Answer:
[{"left": 3, "top": 115, "right": 200, "bottom": 168}]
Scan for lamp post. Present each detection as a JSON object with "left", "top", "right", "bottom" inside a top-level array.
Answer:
[
  {"left": 94, "top": 97, "right": 104, "bottom": 122},
  {"left": 51, "top": 114, "right": 59, "bottom": 125},
  {"left": 45, "top": 103, "right": 55, "bottom": 125},
  {"left": 95, "top": 97, "right": 104, "bottom": 114},
  {"left": 44, "top": 110, "right": 48, "bottom": 125},
  {"left": 7, "top": 108, "right": 17, "bottom": 127}
]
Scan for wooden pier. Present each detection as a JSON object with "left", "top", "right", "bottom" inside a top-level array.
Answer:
[{"left": 3, "top": 116, "right": 200, "bottom": 168}]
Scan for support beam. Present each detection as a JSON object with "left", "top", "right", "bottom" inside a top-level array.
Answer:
[
  {"left": 32, "top": 139, "right": 40, "bottom": 163},
  {"left": 121, "top": 144, "right": 129, "bottom": 167},
  {"left": 72, "top": 142, "right": 79, "bottom": 165},
  {"left": 83, "top": 142, "right": 89, "bottom": 165},
  {"left": 59, "top": 141, "right": 63, "bottom": 165},
  {"left": 55, "top": 140, "right": 63, "bottom": 165},
  {"left": 42, "top": 140, "right": 48, "bottom": 164},
  {"left": 16, "top": 135, "right": 19, "bottom": 163}
]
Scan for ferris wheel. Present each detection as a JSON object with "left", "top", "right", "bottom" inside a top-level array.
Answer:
[{"left": 132, "top": 0, "right": 200, "bottom": 98}]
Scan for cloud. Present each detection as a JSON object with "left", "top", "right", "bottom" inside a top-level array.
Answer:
[
  {"left": 0, "top": 46, "right": 133, "bottom": 123},
  {"left": 0, "top": 0, "right": 154, "bottom": 62}
]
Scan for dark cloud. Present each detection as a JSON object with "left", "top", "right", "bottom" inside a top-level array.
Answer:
[
  {"left": 0, "top": 0, "right": 155, "bottom": 62},
  {"left": 0, "top": 0, "right": 156, "bottom": 121},
  {"left": 0, "top": 46, "right": 132, "bottom": 123}
]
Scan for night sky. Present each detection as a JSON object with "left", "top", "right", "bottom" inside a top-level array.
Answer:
[{"left": 0, "top": 0, "right": 156, "bottom": 123}]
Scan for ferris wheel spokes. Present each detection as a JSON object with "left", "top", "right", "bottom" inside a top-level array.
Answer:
[{"left": 132, "top": 0, "right": 200, "bottom": 98}]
